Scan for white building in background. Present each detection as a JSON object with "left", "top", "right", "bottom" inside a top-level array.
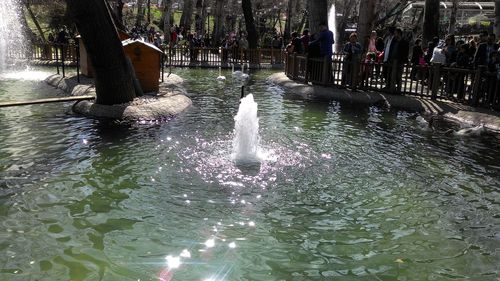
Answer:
[{"left": 403, "top": 1, "right": 495, "bottom": 25}]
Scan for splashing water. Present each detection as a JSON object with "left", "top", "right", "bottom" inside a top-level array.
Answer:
[
  {"left": 0, "top": 68, "right": 52, "bottom": 81},
  {"left": 232, "top": 94, "right": 261, "bottom": 163},
  {"left": 328, "top": 4, "right": 340, "bottom": 53},
  {"left": 0, "top": 0, "right": 28, "bottom": 72}
]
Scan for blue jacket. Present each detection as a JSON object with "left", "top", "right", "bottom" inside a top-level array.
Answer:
[{"left": 310, "top": 30, "right": 334, "bottom": 57}]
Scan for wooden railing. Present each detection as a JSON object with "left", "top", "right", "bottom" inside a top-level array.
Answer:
[
  {"left": 284, "top": 52, "right": 500, "bottom": 110},
  {"left": 161, "top": 46, "right": 285, "bottom": 68},
  {"left": 16, "top": 43, "right": 285, "bottom": 69},
  {"left": 20, "top": 43, "right": 80, "bottom": 63}
]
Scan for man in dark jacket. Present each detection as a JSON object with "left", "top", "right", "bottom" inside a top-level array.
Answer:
[
  {"left": 387, "top": 28, "right": 409, "bottom": 93},
  {"left": 309, "top": 22, "right": 334, "bottom": 83},
  {"left": 309, "top": 22, "right": 334, "bottom": 59},
  {"left": 473, "top": 31, "right": 499, "bottom": 67}
]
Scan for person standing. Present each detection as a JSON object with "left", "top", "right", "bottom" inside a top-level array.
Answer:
[
  {"left": 442, "top": 34, "right": 457, "bottom": 66},
  {"left": 474, "top": 32, "right": 499, "bottom": 67},
  {"left": 292, "top": 31, "right": 304, "bottom": 54},
  {"left": 410, "top": 38, "right": 424, "bottom": 80},
  {"left": 309, "top": 22, "right": 334, "bottom": 83},
  {"left": 301, "top": 29, "right": 310, "bottom": 54},
  {"left": 342, "top": 33, "right": 362, "bottom": 89},
  {"left": 238, "top": 32, "right": 249, "bottom": 62},
  {"left": 388, "top": 28, "right": 409, "bottom": 94},
  {"left": 309, "top": 22, "right": 334, "bottom": 59},
  {"left": 382, "top": 27, "right": 396, "bottom": 88}
]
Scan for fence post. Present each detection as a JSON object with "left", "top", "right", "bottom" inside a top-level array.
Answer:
[
  {"left": 284, "top": 53, "right": 288, "bottom": 76},
  {"left": 430, "top": 63, "right": 441, "bottom": 100},
  {"left": 471, "top": 66, "right": 485, "bottom": 106},
  {"left": 61, "top": 44, "right": 66, "bottom": 78},
  {"left": 161, "top": 53, "right": 164, "bottom": 82},
  {"left": 76, "top": 42, "right": 80, "bottom": 83},
  {"left": 55, "top": 44, "right": 60, "bottom": 75},
  {"left": 305, "top": 56, "right": 309, "bottom": 83},
  {"left": 321, "top": 56, "right": 329, "bottom": 85},
  {"left": 292, "top": 53, "right": 298, "bottom": 80}
]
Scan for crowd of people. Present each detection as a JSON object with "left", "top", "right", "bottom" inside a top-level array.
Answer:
[{"left": 285, "top": 25, "right": 500, "bottom": 93}]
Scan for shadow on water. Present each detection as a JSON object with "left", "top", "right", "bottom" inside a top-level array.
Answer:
[{"left": 234, "top": 161, "right": 262, "bottom": 176}]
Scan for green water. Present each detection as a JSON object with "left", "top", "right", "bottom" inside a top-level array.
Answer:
[{"left": 0, "top": 69, "right": 499, "bottom": 281}]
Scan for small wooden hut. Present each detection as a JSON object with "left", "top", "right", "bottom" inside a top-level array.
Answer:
[
  {"left": 122, "top": 39, "right": 163, "bottom": 93},
  {"left": 76, "top": 35, "right": 93, "bottom": 77}
]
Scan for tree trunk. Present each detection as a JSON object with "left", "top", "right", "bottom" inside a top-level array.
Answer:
[
  {"left": 200, "top": 0, "right": 207, "bottom": 36},
  {"left": 65, "top": 0, "right": 138, "bottom": 105},
  {"left": 284, "top": 0, "right": 293, "bottom": 41},
  {"left": 116, "top": 0, "right": 124, "bottom": 24},
  {"left": 147, "top": 0, "right": 151, "bottom": 23},
  {"left": 212, "top": 0, "right": 225, "bottom": 46},
  {"left": 308, "top": 0, "right": 328, "bottom": 34},
  {"left": 448, "top": 0, "right": 458, "bottom": 34},
  {"left": 162, "top": 0, "right": 172, "bottom": 43},
  {"left": 195, "top": 0, "right": 206, "bottom": 34},
  {"left": 180, "top": 0, "right": 194, "bottom": 30},
  {"left": 357, "top": 0, "right": 376, "bottom": 51},
  {"left": 496, "top": 0, "right": 500, "bottom": 39},
  {"left": 242, "top": 0, "right": 258, "bottom": 49},
  {"left": 135, "top": 0, "right": 144, "bottom": 26},
  {"left": 423, "top": 0, "right": 439, "bottom": 45}
]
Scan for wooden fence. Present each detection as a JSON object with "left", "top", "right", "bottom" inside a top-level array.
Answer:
[
  {"left": 17, "top": 43, "right": 285, "bottom": 69},
  {"left": 161, "top": 46, "right": 285, "bottom": 68},
  {"left": 284, "top": 53, "right": 500, "bottom": 110}
]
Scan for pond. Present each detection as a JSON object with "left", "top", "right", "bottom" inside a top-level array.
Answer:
[{"left": 0, "top": 68, "right": 499, "bottom": 281}]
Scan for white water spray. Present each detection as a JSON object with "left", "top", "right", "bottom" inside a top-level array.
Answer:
[
  {"left": 0, "top": 0, "right": 28, "bottom": 72},
  {"left": 232, "top": 94, "right": 261, "bottom": 163},
  {"left": 328, "top": 4, "right": 340, "bottom": 53}
]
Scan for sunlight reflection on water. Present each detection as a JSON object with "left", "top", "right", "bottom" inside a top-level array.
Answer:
[{"left": 0, "top": 69, "right": 52, "bottom": 81}]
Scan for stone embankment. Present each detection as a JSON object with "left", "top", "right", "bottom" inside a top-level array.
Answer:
[{"left": 269, "top": 72, "right": 500, "bottom": 133}]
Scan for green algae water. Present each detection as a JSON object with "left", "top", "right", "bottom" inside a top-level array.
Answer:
[{"left": 0, "top": 69, "right": 499, "bottom": 281}]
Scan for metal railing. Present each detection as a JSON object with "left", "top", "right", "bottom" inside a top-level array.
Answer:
[{"left": 284, "top": 52, "right": 500, "bottom": 110}]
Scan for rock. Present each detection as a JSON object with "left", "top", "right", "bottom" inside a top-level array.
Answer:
[
  {"left": 45, "top": 74, "right": 192, "bottom": 121},
  {"left": 73, "top": 94, "right": 192, "bottom": 120}
]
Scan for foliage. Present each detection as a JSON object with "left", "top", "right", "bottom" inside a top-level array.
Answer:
[{"left": 29, "top": 0, "right": 73, "bottom": 33}]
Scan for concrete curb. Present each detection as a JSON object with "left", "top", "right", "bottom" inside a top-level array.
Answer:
[{"left": 268, "top": 72, "right": 500, "bottom": 133}]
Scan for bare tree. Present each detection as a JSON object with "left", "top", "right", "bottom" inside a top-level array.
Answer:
[
  {"left": 448, "top": 0, "right": 458, "bottom": 34},
  {"left": 284, "top": 0, "right": 294, "bottom": 40},
  {"left": 65, "top": 0, "right": 141, "bottom": 105},
  {"left": 25, "top": 2, "right": 46, "bottom": 42},
  {"left": 422, "top": 0, "right": 439, "bottom": 44},
  {"left": 136, "top": 0, "right": 145, "bottom": 26},
  {"left": 147, "top": 0, "right": 151, "bottom": 23},
  {"left": 212, "top": 0, "right": 225, "bottom": 46},
  {"left": 162, "top": 0, "right": 172, "bottom": 44},
  {"left": 180, "top": 0, "right": 194, "bottom": 30}
]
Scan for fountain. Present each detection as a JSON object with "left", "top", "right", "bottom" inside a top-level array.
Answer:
[
  {"left": 328, "top": 4, "right": 340, "bottom": 53},
  {"left": 232, "top": 94, "right": 260, "bottom": 163},
  {"left": 0, "top": 0, "right": 29, "bottom": 72}
]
